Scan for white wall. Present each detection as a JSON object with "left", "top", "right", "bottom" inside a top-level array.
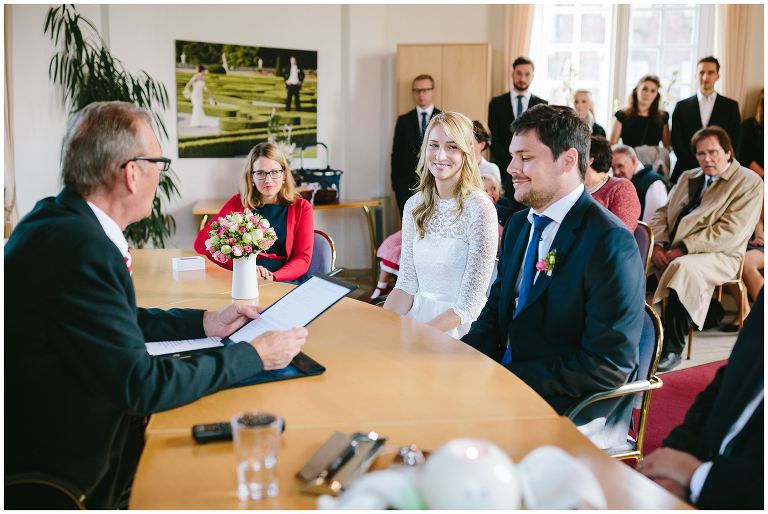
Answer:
[{"left": 8, "top": 3, "right": 503, "bottom": 268}]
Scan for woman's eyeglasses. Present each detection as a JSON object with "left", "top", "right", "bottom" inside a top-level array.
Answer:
[{"left": 252, "top": 169, "right": 284, "bottom": 181}]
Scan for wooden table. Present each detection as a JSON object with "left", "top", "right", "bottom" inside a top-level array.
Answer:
[
  {"left": 193, "top": 198, "right": 382, "bottom": 280},
  {"left": 129, "top": 250, "right": 690, "bottom": 510}
]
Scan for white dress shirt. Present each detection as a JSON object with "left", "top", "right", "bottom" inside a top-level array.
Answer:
[
  {"left": 689, "top": 386, "right": 764, "bottom": 503},
  {"left": 636, "top": 161, "right": 669, "bottom": 223},
  {"left": 697, "top": 91, "right": 718, "bottom": 128},
  {"left": 286, "top": 64, "right": 300, "bottom": 85},
  {"left": 516, "top": 183, "right": 585, "bottom": 295},
  {"left": 416, "top": 105, "right": 435, "bottom": 136},
  {"left": 510, "top": 89, "right": 532, "bottom": 118},
  {"left": 87, "top": 201, "right": 131, "bottom": 268}
]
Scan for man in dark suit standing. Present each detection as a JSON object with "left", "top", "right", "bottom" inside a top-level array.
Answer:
[
  {"left": 4, "top": 102, "right": 308, "bottom": 508},
  {"left": 670, "top": 56, "right": 740, "bottom": 184},
  {"left": 390, "top": 74, "right": 441, "bottom": 216},
  {"left": 462, "top": 105, "right": 645, "bottom": 449},
  {"left": 638, "top": 290, "right": 763, "bottom": 509},
  {"left": 488, "top": 56, "right": 548, "bottom": 211}
]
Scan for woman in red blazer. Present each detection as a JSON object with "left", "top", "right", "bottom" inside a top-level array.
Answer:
[{"left": 194, "top": 143, "right": 314, "bottom": 282}]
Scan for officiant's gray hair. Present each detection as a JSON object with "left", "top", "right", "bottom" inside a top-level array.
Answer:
[
  {"left": 60, "top": 101, "right": 152, "bottom": 196},
  {"left": 511, "top": 104, "right": 590, "bottom": 179}
]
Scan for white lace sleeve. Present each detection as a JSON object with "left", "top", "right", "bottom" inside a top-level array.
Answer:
[
  {"left": 452, "top": 193, "right": 499, "bottom": 325},
  {"left": 393, "top": 194, "right": 420, "bottom": 296}
]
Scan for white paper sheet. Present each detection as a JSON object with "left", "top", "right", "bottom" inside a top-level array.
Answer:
[{"left": 145, "top": 336, "right": 223, "bottom": 356}]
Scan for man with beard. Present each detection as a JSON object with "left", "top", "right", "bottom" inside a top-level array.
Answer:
[
  {"left": 462, "top": 104, "right": 645, "bottom": 450},
  {"left": 488, "top": 56, "right": 548, "bottom": 212}
]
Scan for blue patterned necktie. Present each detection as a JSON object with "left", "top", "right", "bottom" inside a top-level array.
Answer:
[
  {"left": 420, "top": 111, "right": 428, "bottom": 138},
  {"left": 501, "top": 214, "right": 553, "bottom": 365},
  {"left": 516, "top": 95, "right": 524, "bottom": 118}
]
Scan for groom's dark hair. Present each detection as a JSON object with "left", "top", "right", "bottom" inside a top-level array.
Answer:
[{"left": 510, "top": 104, "right": 590, "bottom": 179}]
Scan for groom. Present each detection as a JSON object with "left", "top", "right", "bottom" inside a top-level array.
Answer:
[{"left": 462, "top": 104, "right": 645, "bottom": 449}]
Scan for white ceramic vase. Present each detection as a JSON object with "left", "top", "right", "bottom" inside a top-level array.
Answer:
[{"left": 231, "top": 253, "right": 259, "bottom": 300}]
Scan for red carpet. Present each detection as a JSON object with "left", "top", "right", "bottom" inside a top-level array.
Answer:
[{"left": 640, "top": 360, "right": 726, "bottom": 456}]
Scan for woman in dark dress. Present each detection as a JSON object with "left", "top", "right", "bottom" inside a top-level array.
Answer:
[
  {"left": 610, "top": 75, "right": 670, "bottom": 149},
  {"left": 194, "top": 143, "right": 314, "bottom": 282},
  {"left": 737, "top": 88, "right": 763, "bottom": 177},
  {"left": 573, "top": 89, "right": 606, "bottom": 137}
]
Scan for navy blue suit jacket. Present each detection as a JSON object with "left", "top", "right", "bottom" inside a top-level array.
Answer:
[{"left": 462, "top": 189, "right": 645, "bottom": 425}]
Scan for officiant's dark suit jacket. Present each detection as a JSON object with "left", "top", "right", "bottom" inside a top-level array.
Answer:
[
  {"left": 391, "top": 107, "right": 441, "bottom": 215},
  {"left": 4, "top": 188, "right": 264, "bottom": 508},
  {"left": 462, "top": 189, "right": 645, "bottom": 428},
  {"left": 662, "top": 290, "right": 763, "bottom": 509},
  {"left": 671, "top": 93, "right": 740, "bottom": 183},
  {"left": 488, "top": 92, "right": 548, "bottom": 208}
]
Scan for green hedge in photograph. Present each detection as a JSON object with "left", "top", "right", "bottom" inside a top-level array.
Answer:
[{"left": 179, "top": 128, "right": 318, "bottom": 158}]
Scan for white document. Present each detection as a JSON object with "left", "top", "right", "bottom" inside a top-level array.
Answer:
[
  {"left": 145, "top": 276, "right": 352, "bottom": 356},
  {"left": 145, "top": 336, "right": 223, "bottom": 356}
]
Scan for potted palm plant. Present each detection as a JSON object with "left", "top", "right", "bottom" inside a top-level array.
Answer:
[{"left": 44, "top": 4, "right": 179, "bottom": 248}]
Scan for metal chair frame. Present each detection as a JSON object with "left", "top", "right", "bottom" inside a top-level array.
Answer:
[
  {"left": 312, "top": 229, "right": 341, "bottom": 277},
  {"left": 5, "top": 473, "right": 87, "bottom": 509},
  {"left": 565, "top": 303, "right": 664, "bottom": 462}
]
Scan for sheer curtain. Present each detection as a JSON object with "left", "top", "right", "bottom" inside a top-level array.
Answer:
[
  {"left": 716, "top": 4, "right": 755, "bottom": 114},
  {"left": 4, "top": 5, "right": 17, "bottom": 238},
  {"left": 504, "top": 4, "right": 535, "bottom": 89}
]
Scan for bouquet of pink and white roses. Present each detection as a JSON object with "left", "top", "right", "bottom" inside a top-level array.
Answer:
[{"left": 204, "top": 209, "right": 277, "bottom": 264}]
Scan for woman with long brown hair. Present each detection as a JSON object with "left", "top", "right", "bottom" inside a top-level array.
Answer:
[
  {"left": 383, "top": 112, "right": 498, "bottom": 338},
  {"left": 194, "top": 142, "right": 314, "bottom": 282},
  {"left": 610, "top": 75, "right": 671, "bottom": 148}
]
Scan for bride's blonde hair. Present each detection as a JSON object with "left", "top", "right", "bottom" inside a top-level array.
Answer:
[{"left": 411, "top": 111, "right": 484, "bottom": 238}]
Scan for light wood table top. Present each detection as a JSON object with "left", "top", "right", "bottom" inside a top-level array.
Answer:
[
  {"left": 130, "top": 417, "right": 689, "bottom": 509},
  {"left": 129, "top": 249, "right": 690, "bottom": 510},
  {"left": 192, "top": 198, "right": 382, "bottom": 216}
]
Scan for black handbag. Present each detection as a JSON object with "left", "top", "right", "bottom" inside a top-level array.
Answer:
[{"left": 292, "top": 143, "right": 343, "bottom": 205}]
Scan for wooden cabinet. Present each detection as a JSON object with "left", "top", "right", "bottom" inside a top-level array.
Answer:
[{"left": 396, "top": 43, "right": 492, "bottom": 125}]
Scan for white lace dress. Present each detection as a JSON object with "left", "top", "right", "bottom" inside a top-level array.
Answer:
[{"left": 394, "top": 190, "right": 499, "bottom": 338}]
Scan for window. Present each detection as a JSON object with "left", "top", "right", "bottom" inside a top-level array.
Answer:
[
  {"left": 530, "top": 4, "right": 614, "bottom": 128},
  {"left": 530, "top": 4, "right": 714, "bottom": 128},
  {"left": 625, "top": 4, "right": 714, "bottom": 113}
]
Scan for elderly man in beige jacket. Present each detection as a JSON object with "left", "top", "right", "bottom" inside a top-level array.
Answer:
[{"left": 650, "top": 126, "right": 763, "bottom": 371}]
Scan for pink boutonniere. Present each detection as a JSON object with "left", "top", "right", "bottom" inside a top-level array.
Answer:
[{"left": 536, "top": 249, "right": 557, "bottom": 277}]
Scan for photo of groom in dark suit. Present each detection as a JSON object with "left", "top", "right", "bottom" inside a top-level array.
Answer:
[
  {"left": 488, "top": 56, "right": 548, "bottom": 212},
  {"left": 462, "top": 104, "right": 645, "bottom": 449},
  {"left": 390, "top": 73, "right": 441, "bottom": 216}
]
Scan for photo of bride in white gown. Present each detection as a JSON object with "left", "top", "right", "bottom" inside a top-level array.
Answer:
[
  {"left": 384, "top": 111, "right": 498, "bottom": 338},
  {"left": 183, "top": 65, "right": 217, "bottom": 128}
]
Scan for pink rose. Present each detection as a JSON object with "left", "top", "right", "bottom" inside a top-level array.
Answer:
[
  {"left": 258, "top": 239, "right": 273, "bottom": 250},
  {"left": 535, "top": 259, "right": 547, "bottom": 272},
  {"left": 213, "top": 251, "right": 227, "bottom": 264},
  {"left": 239, "top": 226, "right": 247, "bottom": 233},
  {"left": 243, "top": 245, "right": 253, "bottom": 253},
  {"left": 232, "top": 245, "right": 243, "bottom": 257},
  {"left": 217, "top": 227, "right": 225, "bottom": 236},
  {"left": 229, "top": 238, "right": 236, "bottom": 245},
  {"left": 204, "top": 239, "right": 214, "bottom": 252},
  {"left": 249, "top": 216, "right": 258, "bottom": 224}
]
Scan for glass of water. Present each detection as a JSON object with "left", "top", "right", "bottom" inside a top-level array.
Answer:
[{"left": 231, "top": 411, "right": 283, "bottom": 501}]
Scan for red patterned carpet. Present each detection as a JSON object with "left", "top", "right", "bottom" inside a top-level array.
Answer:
[{"left": 640, "top": 360, "right": 726, "bottom": 456}]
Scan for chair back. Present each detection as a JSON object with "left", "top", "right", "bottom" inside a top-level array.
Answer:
[
  {"left": 307, "top": 230, "right": 336, "bottom": 277},
  {"left": 5, "top": 473, "right": 86, "bottom": 509},
  {"left": 632, "top": 303, "right": 664, "bottom": 456},
  {"left": 633, "top": 221, "right": 654, "bottom": 276}
]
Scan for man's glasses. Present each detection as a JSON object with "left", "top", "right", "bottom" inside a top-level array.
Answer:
[
  {"left": 122, "top": 157, "right": 172, "bottom": 172},
  {"left": 253, "top": 169, "right": 284, "bottom": 181},
  {"left": 695, "top": 149, "right": 723, "bottom": 159},
  {"left": 412, "top": 87, "right": 434, "bottom": 94}
]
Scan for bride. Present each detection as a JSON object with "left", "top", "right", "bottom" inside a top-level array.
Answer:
[
  {"left": 384, "top": 111, "right": 498, "bottom": 338},
  {"left": 184, "top": 65, "right": 209, "bottom": 127}
]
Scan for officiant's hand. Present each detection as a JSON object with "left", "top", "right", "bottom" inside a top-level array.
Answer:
[
  {"left": 203, "top": 302, "right": 263, "bottom": 338},
  {"left": 251, "top": 328, "right": 308, "bottom": 369}
]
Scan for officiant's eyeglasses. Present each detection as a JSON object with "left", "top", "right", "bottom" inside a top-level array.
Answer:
[
  {"left": 122, "top": 157, "right": 172, "bottom": 173},
  {"left": 253, "top": 169, "right": 284, "bottom": 181}
]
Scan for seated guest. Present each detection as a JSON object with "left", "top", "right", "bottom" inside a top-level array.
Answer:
[
  {"left": 384, "top": 112, "right": 498, "bottom": 339},
  {"left": 194, "top": 142, "right": 313, "bottom": 283},
  {"left": 369, "top": 229, "right": 402, "bottom": 302},
  {"left": 637, "top": 290, "right": 763, "bottom": 509},
  {"left": 573, "top": 89, "right": 606, "bottom": 137},
  {"left": 585, "top": 135, "right": 641, "bottom": 231},
  {"left": 611, "top": 144, "right": 668, "bottom": 223},
  {"left": 649, "top": 126, "right": 763, "bottom": 372},
  {"left": 4, "top": 101, "right": 308, "bottom": 509},
  {"left": 610, "top": 75, "right": 671, "bottom": 149},
  {"left": 472, "top": 120, "right": 503, "bottom": 204},
  {"left": 462, "top": 105, "right": 645, "bottom": 449},
  {"left": 743, "top": 209, "right": 764, "bottom": 305},
  {"left": 736, "top": 88, "right": 764, "bottom": 177}
]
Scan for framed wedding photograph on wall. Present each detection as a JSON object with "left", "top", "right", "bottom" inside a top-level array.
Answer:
[{"left": 175, "top": 39, "right": 318, "bottom": 159}]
